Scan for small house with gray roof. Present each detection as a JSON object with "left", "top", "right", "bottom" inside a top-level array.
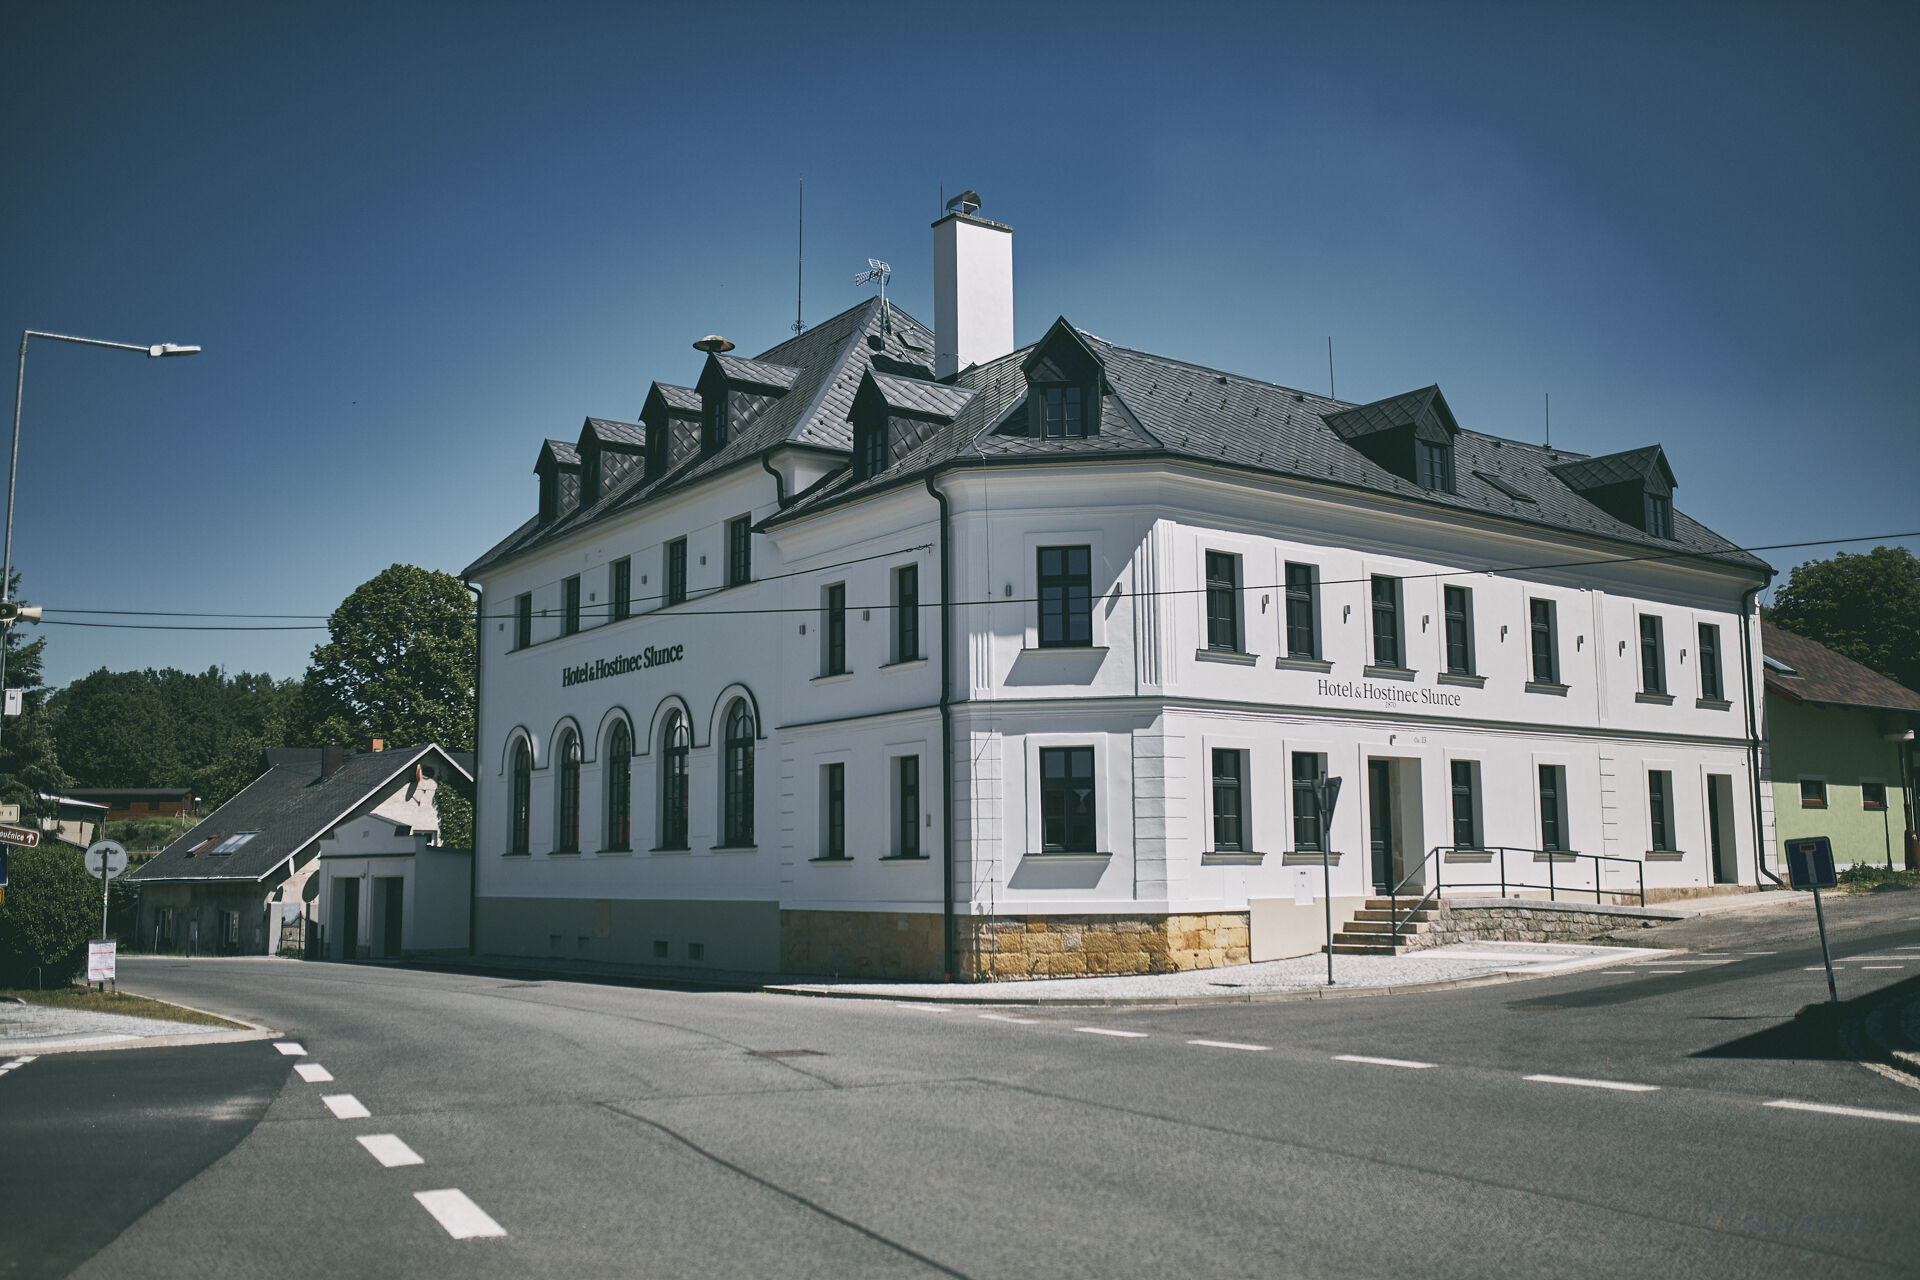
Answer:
[{"left": 463, "top": 199, "right": 1775, "bottom": 982}]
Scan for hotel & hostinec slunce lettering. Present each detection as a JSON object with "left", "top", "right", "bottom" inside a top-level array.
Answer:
[{"left": 463, "top": 199, "right": 1775, "bottom": 981}]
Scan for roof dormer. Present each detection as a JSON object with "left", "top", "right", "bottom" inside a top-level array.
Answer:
[
  {"left": 575, "top": 417, "right": 647, "bottom": 507},
  {"left": 1548, "top": 445, "right": 1678, "bottom": 538},
  {"left": 534, "top": 439, "right": 582, "bottom": 524},
  {"left": 1323, "top": 385, "right": 1461, "bottom": 493},
  {"left": 850, "top": 371, "right": 975, "bottom": 481},
  {"left": 694, "top": 353, "right": 801, "bottom": 455},
  {"left": 1019, "top": 317, "right": 1106, "bottom": 439},
  {"left": 640, "top": 382, "right": 702, "bottom": 480}
]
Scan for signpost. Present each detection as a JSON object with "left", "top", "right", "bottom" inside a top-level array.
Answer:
[
  {"left": 85, "top": 840, "right": 129, "bottom": 980},
  {"left": 1785, "top": 836, "right": 1840, "bottom": 1003},
  {"left": 0, "top": 822, "right": 39, "bottom": 849},
  {"left": 0, "top": 844, "right": 7, "bottom": 908},
  {"left": 1310, "top": 774, "right": 1344, "bottom": 987}
]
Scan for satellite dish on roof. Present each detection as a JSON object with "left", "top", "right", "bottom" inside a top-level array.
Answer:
[
  {"left": 693, "top": 335, "right": 735, "bottom": 353},
  {"left": 946, "top": 189, "right": 981, "bottom": 216}
]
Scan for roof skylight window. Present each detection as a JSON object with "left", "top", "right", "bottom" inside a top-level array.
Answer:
[
  {"left": 1472, "top": 470, "right": 1536, "bottom": 503},
  {"left": 1763, "top": 655, "right": 1799, "bottom": 677},
  {"left": 209, "top": 831, "right": 259, "bottom": 855}
]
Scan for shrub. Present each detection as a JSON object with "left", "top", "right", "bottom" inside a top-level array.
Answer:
[
  {"left": 1836, "top": 863, "right": 1919, "bottom": 893},
  {"left": 0, "top": 844, "right": 100, "bottom": 985}
]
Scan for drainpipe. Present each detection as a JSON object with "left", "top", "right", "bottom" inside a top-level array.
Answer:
[
  {"left": 925, "top": 473, "right": 956, "bottom": 981},
  {"left": 1738, "top": 584, "right": 1782, "bottom": 887},
  {"left": 760, "top": 454, "right": 788, "bottom": 507},
  {"left": 465, "top": 580, "right": 483, "bottom": 954}
]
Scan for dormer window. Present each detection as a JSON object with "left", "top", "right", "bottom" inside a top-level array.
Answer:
[
  {"left": 1644, "top": 492, "right": 1672, "bottom": 539},
  {"left": 1547, "top": 445, "right": 1679, "bottom": 539},
  {"left": 859, "top": 417, "right": 887, "bottom": 479},
  {"left": 1021, "top": 318, "right": 1106, "bottom": 440},
  {"left": 1417, "top": 438, "right": 1455, "bottom": 493},
  {"left": 1041, "top": 385, "right": 1085, "bottom": 438},
  {"left": 848, "top": 369, "right": 975, "bottom": 484},
  {"left": 703, "top": 393, "right": 730, "bottom": 451},
  {"left": 1324, "top": 385, "right": 1460, "bottom": 493}
]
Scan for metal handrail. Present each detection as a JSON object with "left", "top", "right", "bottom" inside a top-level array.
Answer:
[{"left": 1386, "top": 846, "right": 1648, "bottom": 941}]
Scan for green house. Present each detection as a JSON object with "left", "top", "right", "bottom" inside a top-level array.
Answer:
[{"left": 1764, "top": 622, "right": 1920, "bottom": 868}]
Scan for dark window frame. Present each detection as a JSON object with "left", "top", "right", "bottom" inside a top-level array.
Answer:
[
  {"left": 1648, "top": 770, "right": 1673, "bottom": 851},
  {"left": 605, "top": 720, "right": 632, "bottom": 852},
  {"left": 1799, "top": 778, "right": 1827, "bottom": 809},
  {"left": 1292, "top": 752, "right": 1326, "bottom": 851},
  {"left": 1040, "top": 384, "right": 1086, "bottom": 439},
  {"left": 664, "top": 538, "right": 688, "bottom": 607},
  {"left": 704, "top": 393, "right": 730, "bottom": 451},
  {"left": 727, "top": 516, "right": 752, "bottom": 588},
  {"left": 894, "top": 564, "right": 919, "bottom": 662},
  {"left": 1451, "top": 760, "right": 1480, "bottom": 849},
  {"left": 563, "top": 575, "right": 581, "bottom": 636},
  {"left": 556, "top": 729, "right": 582, "bottom": 852},
  {"left": 1539, "top": 764, "right": 1567, "bottom": 852},
  {"left": 1443, "top": 584, "right": 1473, "bottom": 674},
  {"left": 1205, "top": 551, "right": 1241, "bottom": 652},
  {"left": 1644, "top": 492, "right": 1673, "bottom": 539},
  {"left": 897, "top": 755, "right": 920, "bottom": 857},
  {"left": 1039, "top": 746, "right": 1097, "bottom": 853},
  {"left": 823, "top": 583, "right": 848, "bottom": 675},
  {"left": 1640, "top": 615, "right": 1666, "bottom": 695},
  {"left": 660, "top": 712, "right": 689, "bottom": 849},
  {"left": 1371, "top": 575, "right": 1403, "bottom": 668},
  {"left": 1285, "top": 563, "right": 1318, "bottom": 658},
  {"left": 1530, "top": 598, "right": 1558, "bottom": 684},
  {"left": 515, "top": 593, "right": 532, "bottom": 650},
  {"left": 1862, "top": 781, "right": 1887, "bottom": 811},
  {"left": 860, "top": 416, "right": 887, "bottom": 478},
  {"left": 824, "top": 762, "right": 846, "bottom": 859},
  {"left": 1698, "top": 622, "right": 1722, "bottom": 701},
  {"left": 611, "top": 558, "right": 632, "bottom": 623},
  {"left": 722, "top": 700, "right": 755, "bottom": 847},
  {"left": 1037, "top": 545, "right": 1093, "bottom": 649},
  {"left": 1417, "top": 439, "right": 1455, "bottom": 493},
  {"left": 509, "top": 737, "right": 532, "bottom": 853},
  {"left": 1211, "top": 748, "right": 1247, "bottom": 852}
]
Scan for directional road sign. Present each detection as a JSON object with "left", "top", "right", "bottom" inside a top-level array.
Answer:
[{"left": 0, "top": 823, "right": 40, "bottom": 849}]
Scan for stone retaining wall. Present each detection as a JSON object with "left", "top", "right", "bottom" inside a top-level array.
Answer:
[
  {"left": 960, "top": 912, "right": 1250, "bottom": 980},
  {"left": 1420, "top": 902, "right": 1651, "bottom": 947}
]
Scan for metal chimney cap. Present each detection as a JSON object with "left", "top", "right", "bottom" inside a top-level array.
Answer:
[{"left": 692, "top": 335, "right": 735, "bottom": 353}]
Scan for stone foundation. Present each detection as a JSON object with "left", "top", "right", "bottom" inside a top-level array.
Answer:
[
  {"left": 1420, "top": 899, "right": 1678, "bottom": 947},
  {"left": 780, "top": 910, "right": 946, "bottom": 981}
]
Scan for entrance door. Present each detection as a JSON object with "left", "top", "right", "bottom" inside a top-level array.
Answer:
[
  {"left": 339, "top": 877, "right": 360, "bottom": 960},
  {"left": 380, "top": 877, "right": 405, "bottom": 957},
  {"left": 1707, "top": 775, "right": 1737, "bottom": 884},
  {"left": 1368, "top": 759, "right": 1395, "bottom": 892}
]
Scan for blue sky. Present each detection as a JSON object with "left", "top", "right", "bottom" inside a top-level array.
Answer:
[{"left": 4, "top": 1, "right": 1915, "bottom": 690}]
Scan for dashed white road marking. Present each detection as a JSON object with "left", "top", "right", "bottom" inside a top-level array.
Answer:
[
  {"left": 1805, "top": 966, "right": 1846, "bottom": 972},
  {"left": 0, "top": 1055, "right": 38, "bottom": 1074},
  {"left": 1743, "top": 951, "right": 1777, "bottom": 955},
  {"left": 1335, "top": 1054, "right": 1435, "bottom": 1070},
  {"left": 322, "top": 1094, "right": 371, "bottom": 1119},
  {"left": 274, "top": 1042, "right": 306, "bottom": 1056},
  {"left": 1075, "top": 1027, "right": 1149, "bottom": 1039},
  {"left": 357, "top": 1134, "right": 425, "bottom": 1167},
  {"left": 294, "top": 1063, "right": 333, "bottom": 1083},
  {"left": 414, "top": 1189, "right": 506, "bottom": 1239},
  {"left": 1525, "top": 1074, "right": 1659, "bottom": 1093},
  {"left": 1642, "top": 969, "right": 1688, "bottom": 974},
  {"left": 1766, "top": 1100, "right": 1920, "bottom": 1126},
  {"left": 1861, "top": 966, "right": 1905, "bottom": 971},
  {"left": 1188, "top": 1039, "right": 1269, "bottom": 1052},
  {"left": 977, "top": 1013, "right": 1036, "bottom": 1024},
  {"left": 1841, "top": 956, "right": 1910, "bottom": 962},
  {"left": 1600, "top": 970, "right": 1635, "bottom": 974}
]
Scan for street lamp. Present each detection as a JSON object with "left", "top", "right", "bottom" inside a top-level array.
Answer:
[{"left": 0, "top": 330, "right": 201, "bottom": 751}]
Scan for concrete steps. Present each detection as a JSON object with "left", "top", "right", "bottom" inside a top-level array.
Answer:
[{"left": 1326, "top": 896, "right": 1440, "bottom": 956}]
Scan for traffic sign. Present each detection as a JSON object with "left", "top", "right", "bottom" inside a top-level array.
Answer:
[
  {"left": 1785, "top": 837, "right": 1837, "bottom": 890},
  {"left": 85, "top": 840, "right": 129, "bottom": 880},
  {"left": 0, "top": 823, "right": 39, "bottom": 849}
]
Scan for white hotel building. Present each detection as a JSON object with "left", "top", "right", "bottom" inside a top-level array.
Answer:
[{"left": 463, "top": 207, "right": 1774, "bottom": 980}]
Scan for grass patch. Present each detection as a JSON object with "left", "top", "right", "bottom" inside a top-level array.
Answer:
[
  {"left": 0, "top": 986, "right": 247, "bottom": 1028},
  {"left": 1836, "top": 863, "right": 1920, "bottom": 894}
]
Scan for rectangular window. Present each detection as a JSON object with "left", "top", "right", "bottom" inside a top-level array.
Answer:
[
  {"left": 611, "top": 558, "right": 631, "bottom": 622},
  {"left": 515, "top": 593, "right": 532, "bottom": 650},
  {"left": 1640, "top": 615, "right": 1665, "bottom": 694},
  {"left": 860, "top": 418, "right": 886, "bottom": 478},
  {"left": 1698, "top": 622, "right": 1722, "bottom": 701},
  {"left": 1039, "top": 746, "right": 1096, "bottom": 852},
  {"left": 1800, "top": 778, "right": 1827, "bottom": 809},
  {"left": 823, "top": 583, "right": 847, "bottom": 675},
  {"left": 1862, "top": 781, "right": 1887, "bottom": 811},
  {"left": 893, "top": 564, "right": 919, "bottom": 662},
  {"left": 1205, "top": 551, "right": 1240, "bottom": 651},
  {"left": 1371, "top": 575, "right": 1402, "bottom": 668},
  {"left": 1041, "top": 385, "right": 1084, "bottom": 438},
  {"left": 727, "top": 517, "right": 752, "bottom": 587},
  {"left": 1285, "top": 563, "right": 1318, "bottom": 658},
  {"left": 563, "top": 575, "right": 581, "bottom": 636},
  {"left": 1443, "top": 584, "right": 1473, "bottom": 674},
  {"left": 823, "top": 763, "right": 846, "bottom": 859},
  {"left": 1539, "top": 765, "right": 1567, "bottom": 852},
  {"left": 1529, "top": 599, "right": 1558, "bottom": 684},
  {"left": 1648, "top": 771, "right": 1674, "bottom": 851},
  {"left": 1644, "top": 492, "right": 1673, "bottom": 539},
  {"left": 1211, "top": 748, "right": 1247, "bottom": 852},
  {"left": 896, "top": 756, "right": 920, "bottom": 857},
  {"left": 1450, "top": 761, "right": 1480, "bottom": 849},
  {"left": 1037, "top": 546, "right": 1092, "bottom": 648},
  {"left": 1417, "top": 439, "right": 1454, "bottom": 492},
  {"left": 1291, "top": 752, "right": 1326, "bottom": 851},
  {"left": 665, "top": 538, "right": 687, "bottom": 606}
]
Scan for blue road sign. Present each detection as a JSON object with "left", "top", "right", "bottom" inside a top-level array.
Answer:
[
  {"left": 1786, "top": 836, "right": 1838, "bottom": 891},
  {"left": 0, "top": 845, "right": 7, "bottom": 886}
]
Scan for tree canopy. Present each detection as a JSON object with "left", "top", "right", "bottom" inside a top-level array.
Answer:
[
  {"left": 1767, "top": 546, "right": 1920, "bottom": 693},
  {"left": 297, "top": 564, "right": 475, "bottom": 753}
]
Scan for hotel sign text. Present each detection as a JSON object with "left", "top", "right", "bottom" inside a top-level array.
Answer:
[
  {"left": 562, "top": 643, "right": 685, "bottom": 689},
  {"left": 1316, "top": 677, "right": 1463, "bottom": 709}
]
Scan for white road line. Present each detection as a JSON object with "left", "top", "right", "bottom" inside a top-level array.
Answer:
[
  {"left": 1335, "top": 1054, "right": 1435, "bottom": 1070},
  {"left": 1861, "top": 966, "right": 1905, "bottom": 971},
  {"left": 1642, "top": 969, "right": 1688, "bottom": 974},
  {"left": 273, "top": 1042, "right": 306, "bottom": 1056},
  {"left": 0, "top": 1055, "right": 37, "bottom": 1073},
  {"left": 357, "top": 1134, "right": 425, "bottom": 1167},
  {"left": 1075, "top": 1027, "right": 1149, "bottom": 1039},
  {"left": 322, "top": 1094, "right": 371, "bottom": 1119},
  {"left": 1743, "top": 951, "right": 1777, "bottom": 955},
  {"left": 294, "top": 1063, "right": 334, "bottom": 1083},
  {"left": 1600, "top": 970, "right": 1634, "bottom": 974},
  {"left": 1841, "top": 956, "right": 1911, "bottom": 962},
  {"left": 1188, "top": 1039, "right": 1269, "bottom": 1052},
  {"left": 1766, "top": 1100, "right": 1920, "bottom": 1126},
  {"left": 1805, "top": 966, "right": 1846, "bottom": 971},
  {"left": 977, "top": 1013, "right": 1036, "bottom": 1024},
  {"left": 414, "top": 1189, "right": 507, "bottom": 1239},
  {"left": 1525, "top": 1074, "right": 1659, "bottom": 1093}
]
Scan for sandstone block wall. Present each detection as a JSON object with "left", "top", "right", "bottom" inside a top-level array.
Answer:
[{"left": 1424, "top": 903, "right": 1630, "bottom": 946}]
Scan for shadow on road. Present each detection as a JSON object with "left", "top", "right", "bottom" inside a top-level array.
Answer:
[{"left": 1691, "top": 974, "right": 1919, "bottom": 1064}]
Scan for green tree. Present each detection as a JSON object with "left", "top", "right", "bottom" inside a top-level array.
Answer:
[
  {"left": 0, "top": 576, "right": 71, "bottom": 824},
  {"left": 1767, "top": 546, "right": 1920, "bottom": 693},
  {"left": 435, "top": 781, "right": 474, "bottom": 851},
  {"left": 45, "top": 669, "right": 180, "bottom": 788},
  {"left": 0, "top": 843, "right": 97, "bottom": 985},
  {"left": 298, "top": 565, "right": 475, "bottom": 752}
]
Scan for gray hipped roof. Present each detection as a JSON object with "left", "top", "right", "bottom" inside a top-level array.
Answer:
[{"left": 129, "top": 745, "right": 473, "bottom": 884}]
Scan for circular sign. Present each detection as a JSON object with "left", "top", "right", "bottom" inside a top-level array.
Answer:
[{"left": 85, "top": 839, "right": 129, "bottom": 880}]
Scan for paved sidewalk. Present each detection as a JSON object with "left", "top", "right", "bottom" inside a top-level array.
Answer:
[
  {"left": 0, "top": 999, "right": 271, "bottom": 1055},
  {"left": 771, "top": 940, "right": 1679, "bottom": 1005}
]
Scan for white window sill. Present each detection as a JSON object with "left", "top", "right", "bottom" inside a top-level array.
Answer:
[
  {"left": 811, "top": 672, "right": 853, "bottom": 686},
  {"left": 1194, "top": 648, "right": 1258, "bottom": 666},
  {"left": 1019, "top": 645, "right": 1110, "bottom": 658}
]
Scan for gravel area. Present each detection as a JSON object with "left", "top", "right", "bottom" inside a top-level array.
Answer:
[
  {"left": 773, "top": 941, "right": 1676, "bottom": 1004},
  {"left": 0, "top": 1000, "right": 210, "bottom": 1052}
]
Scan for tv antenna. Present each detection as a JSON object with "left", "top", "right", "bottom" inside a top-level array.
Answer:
[
  {"left": 855, "top": 257, "right": 892, "bottom": 333},
  {"left": 792, "top": 175, "right": 805, "bottom": 336}
]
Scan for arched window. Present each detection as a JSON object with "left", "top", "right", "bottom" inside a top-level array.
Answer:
[
  {"left": 722, "top": 700, "right": 755, "bottom": 847},
  {"left": 509, "top": 737, "right": 532, "bottom": 853},
  {"left": 556, "top": 729, "right": 582, "bottom": 852},
  {"left": 605, "top": 720, "right": 632, "bottom": 852},
  {"left": 661, "top": 711, "right": 689, "bottom": 849}
]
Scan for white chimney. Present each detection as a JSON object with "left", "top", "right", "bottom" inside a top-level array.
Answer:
[{"left": 933, "top": 208, "right": 1013, "bottom": 379}]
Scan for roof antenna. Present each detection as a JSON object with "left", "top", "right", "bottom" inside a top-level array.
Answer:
[
  {"left": 792, "top": 175, "right": 805, "bottom": 336},
  {"left": 855, "top": 257, "right": 892, "bottom": 334},
  {"left": 1545, "top": 392, "right": 1551, "bottom": 448},
  {"left": 1327, "top": 336, "right": 1335, "bottom": 400}
]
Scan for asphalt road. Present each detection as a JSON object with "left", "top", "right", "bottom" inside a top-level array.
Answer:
[{"left": 5, "top": 891, "right": 1917, "bottom": 1280}]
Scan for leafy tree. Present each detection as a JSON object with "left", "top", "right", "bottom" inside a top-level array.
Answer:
[
  {"left": 298, "top": 564, "right": 475, "bottom": 753},
  {"left": 436, "top": 781, "right": 474, "bottom": 851},
  {"left": 1767, "top": 546, "right": 1920, "bottom": 693},
  {"left": 0, "top": 575, "right": 71, "bottom": 824},
  {"left": 0, "top": 843, "right": 97, "bottom": 985},
  {"left": 44, "top": 669, "right": 180, "bottom": 788}
]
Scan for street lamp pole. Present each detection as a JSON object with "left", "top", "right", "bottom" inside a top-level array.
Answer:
[{"left": 1, "top": 330, "right": 200, "bottom": 753}]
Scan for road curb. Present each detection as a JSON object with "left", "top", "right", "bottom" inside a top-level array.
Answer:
[{"left": 0, "top": 993, "right": 278, "bottom": 1056}]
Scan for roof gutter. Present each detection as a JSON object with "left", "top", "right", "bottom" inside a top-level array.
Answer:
[
  {"left": 925, "top": 472, "right": 957, "bottom": 981},
  {"left": 1740, "top": 584, "right": 1783, "bottom": 887}
]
